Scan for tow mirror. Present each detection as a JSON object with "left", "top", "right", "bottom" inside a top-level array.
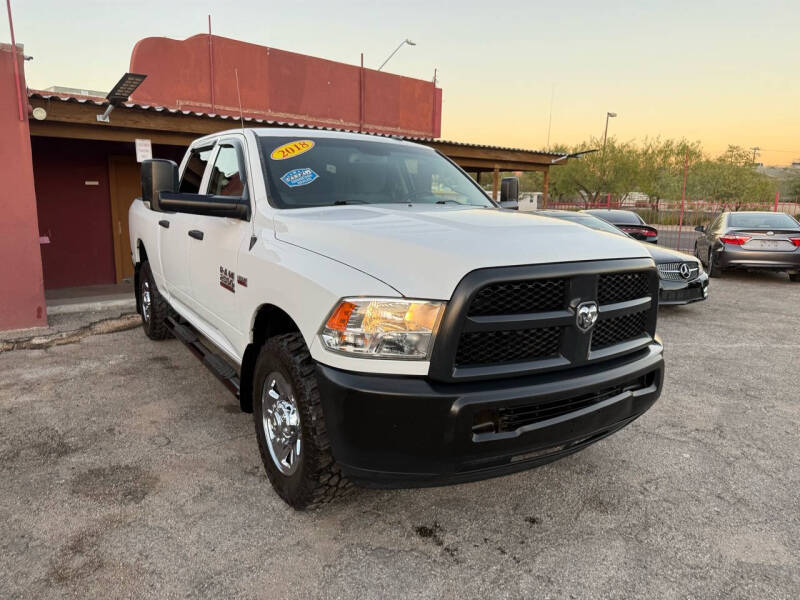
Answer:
[
  {"left": 141, "top": 159, "right": 179, "bottom": 212},
  {"left": 694, "top": 225, "right": 706, "bottom": 233}
]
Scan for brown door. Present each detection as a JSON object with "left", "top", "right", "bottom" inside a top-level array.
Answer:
[{"left": 108, "top": 156, "right": 142, "bottom": 282}]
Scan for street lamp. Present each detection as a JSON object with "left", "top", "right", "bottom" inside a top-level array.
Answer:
[
  {"left": 96, "top": 72, "right": 147, "bottom": 122},
  {"left": 600, "top": 111, "right": 617, "bottom": 195},
  {"left": 378, "top": 39, "right": 416, "bottom": 71}
]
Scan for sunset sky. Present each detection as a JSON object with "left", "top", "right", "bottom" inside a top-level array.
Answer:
[{"left": 8, "top": 0, "right": 800, "bottom": 165}]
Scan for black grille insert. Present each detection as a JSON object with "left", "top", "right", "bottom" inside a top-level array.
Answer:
[
  {"left": 591, "top": 310, "right": 648, "bottom": 349},
  {"left": 597, "top": 272, "right": 650, "bottom": 305},
  {"left": 467, "top": 279, "right": 565, "bottom": 316},
  {"left": 455, "top": 327, "right": 560, "bottom": 366},
  {"left": 472, "top": 372, "right": 656, "bottom": 436}
]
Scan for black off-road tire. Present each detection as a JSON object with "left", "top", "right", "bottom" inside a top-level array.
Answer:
[
  {"left": 138, "top": 261, "right": 173, "bottom": 340},
  {"left": 252, "top": 333, "right": 353, "bottom": 510},
  {"left": 708, "top": 250, "right": 723, "bottom": 278}
]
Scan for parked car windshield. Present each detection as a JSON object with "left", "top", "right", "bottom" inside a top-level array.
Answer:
[
  {"left": 540, "top": 211, "right": 626, "bottom": 236},
  {"left": 728, "top": 212, "right": 799, "bottom": 229},
  {"left": 585, "top": 209, "right": 645, "bottom": 225},
  {"left": 259, "top": 136, "right": 495, "bottom": 209}
]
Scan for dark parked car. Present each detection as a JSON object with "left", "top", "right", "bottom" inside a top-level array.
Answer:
[
  {"left": 538, "top": 210, "right": 708, "bottom": 305},
  {"left": 582, "top": 209, "right": 659, "bottom": 244},
  {"left": 694, "top": 211, "right": 800, "bottom": 280}
]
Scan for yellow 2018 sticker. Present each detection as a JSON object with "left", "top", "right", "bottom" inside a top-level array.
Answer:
[{"left": 270, "top": 139, "right": 315, "bottom": 161}]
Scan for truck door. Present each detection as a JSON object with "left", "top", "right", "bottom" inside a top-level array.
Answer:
[
  {"left": 186, "top": 137, "right": 252, "bottom": 345},
  {"left": 159, "top": 145, "right": 213, "bottom": 305}
]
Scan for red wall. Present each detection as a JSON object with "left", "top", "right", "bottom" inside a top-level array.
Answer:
[
  {"left": 129, "top": 34, "right": 442, "bottom": 138},
  {"left": 31, "top": 139, "right": 186, "bottom": 289},
  {"left": 0, "top": 44, "right": 47, "bottom": 330}
]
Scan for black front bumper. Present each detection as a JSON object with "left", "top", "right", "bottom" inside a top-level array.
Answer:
[
  {"left": 658, "top": 273, "right": 709, "bottom": 305},
  {"left": 316, "top": 342, "right": 664, "bottom": 488}
]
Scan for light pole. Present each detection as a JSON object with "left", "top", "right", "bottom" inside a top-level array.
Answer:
[
  {"left": 600, "top": 111, "right": 617, "bottom": 199},
  {"left": 378, "top": 39, "right": 416, "bottom": 71}
]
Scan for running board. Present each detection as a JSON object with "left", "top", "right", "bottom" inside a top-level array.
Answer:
[{"left": 165, "top": 316, "right": 240, "bottom": 398}]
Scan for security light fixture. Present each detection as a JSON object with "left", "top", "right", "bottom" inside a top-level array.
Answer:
[{"left": 96, "top": 72, "right": 147, "bottom": 123}]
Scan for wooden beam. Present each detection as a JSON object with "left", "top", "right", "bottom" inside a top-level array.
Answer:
[
  {"left": 29, "top": 120, "right": 195, "bottom": 146},
  {"left": 492, "top": 166, "right": 499, "bottom": 201},
  {"left": 452, "top": 158, "right": 550, "bottom": 172}
]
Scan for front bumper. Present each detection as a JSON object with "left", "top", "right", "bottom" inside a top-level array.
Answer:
[
  {"left": 658, "top": 273, "right": 709, "bottom": 305},
  {"left": 316, "top": 341, "right": 664, "bottom": 488},
  {"left": 715, "top": 245, "right": 800, "bottom": 271}
]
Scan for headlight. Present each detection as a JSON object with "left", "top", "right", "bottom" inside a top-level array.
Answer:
[
  {"left": 695, "top": 259, "right": 705, "bottom": 274},
  {"left": 320, "top": 298, "right": 446, "bottom": 359}
]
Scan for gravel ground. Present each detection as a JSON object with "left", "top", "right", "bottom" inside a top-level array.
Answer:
[{"left": 1, "top": 271, "right": 798, "bottom": 599}]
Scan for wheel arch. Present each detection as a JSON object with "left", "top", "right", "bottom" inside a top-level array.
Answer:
[{"left": 239, "top": 303, "right": 303, "bottom": 413}]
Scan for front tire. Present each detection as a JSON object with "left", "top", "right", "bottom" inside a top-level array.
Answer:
[
  {"left": 708, "top": 250, "right": 723, "bottom": 278},
  {"left": 138, "top": 261, "right": 172, "bottom": 340},
  {"left": 252, "top": 333, "right": 352, "bottom": 509}
]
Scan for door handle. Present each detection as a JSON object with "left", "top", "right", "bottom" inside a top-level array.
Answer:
[
  {"left": 159, "top": 219, "right": 170, "bottom": 229},
  {"left": 188, "top": 230, "right": 204, "bottom": 241}
]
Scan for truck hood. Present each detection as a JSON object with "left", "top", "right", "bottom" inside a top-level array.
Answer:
[{"left": 273, "top": 205, "right": 651, "bottom": 298}]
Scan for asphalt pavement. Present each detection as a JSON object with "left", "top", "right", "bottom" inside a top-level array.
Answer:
[{"left": 1, "top": 270, "right": 799, "bottom": 599}]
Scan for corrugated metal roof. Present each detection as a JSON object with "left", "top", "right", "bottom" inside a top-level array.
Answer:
[{"left": 28, "top": 89, "right": 563, "bottom": 157}]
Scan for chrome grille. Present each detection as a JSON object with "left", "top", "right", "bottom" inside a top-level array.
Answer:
[{"left": 657, "top": 261, "right": 700, "bottom": 281}]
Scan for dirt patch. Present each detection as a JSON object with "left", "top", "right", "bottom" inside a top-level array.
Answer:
[
  {"left": 71, "top": 465, "right": 158, "bottom": 506},
  {"left": 415, "top": 522, "right": 444, "bottom": 547},
  {"left": 0, "top": 426, "right": 78, "bottom": 467}
]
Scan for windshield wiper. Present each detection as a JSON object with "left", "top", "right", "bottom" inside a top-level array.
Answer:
[
  {"left": 332, "top": 200, "right": 367, "bottom": 205},
  {"left": 435, "top": 199, "right": 460, "bottom": 204}
]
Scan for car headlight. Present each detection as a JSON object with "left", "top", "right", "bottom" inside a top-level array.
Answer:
[
  {"left": 695, "top": 259, "right": 705, "bottom": 274},
  {"left": 320, "top": 298, "right": 446, "bottom": 359}
]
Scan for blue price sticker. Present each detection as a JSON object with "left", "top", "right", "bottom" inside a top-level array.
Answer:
[{"left": 281, "top": 168, "right": 318, "bottom": 187}]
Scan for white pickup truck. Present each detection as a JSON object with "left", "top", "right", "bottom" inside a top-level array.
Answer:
[{"left": 129, "top": 129, "right": 664, "bottom": 509}]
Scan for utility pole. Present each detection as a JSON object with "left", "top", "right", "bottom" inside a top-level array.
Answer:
[
  {"left": 600, "top": 112, "right": 617, "bottom": 200},
  {"left": 750, "top": 146, "right": 760, "bottom": 165}
]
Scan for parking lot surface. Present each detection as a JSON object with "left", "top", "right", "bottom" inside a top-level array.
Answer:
[{"left": 1, "top": 271, "right": 799, "bottom": 599}]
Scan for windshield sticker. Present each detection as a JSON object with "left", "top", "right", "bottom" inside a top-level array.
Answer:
[
  {"left": 270, "top": 140, "right": 315, "bottom": 160},
  {"left": 281, "top": 168, "right": 319, "bottom": 187}
]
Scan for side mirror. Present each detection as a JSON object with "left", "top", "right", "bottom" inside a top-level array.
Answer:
[
  {"left": 141, "top": 159, "right": 179, "bottom": 212},
  {"left": 500, "top": 176, "right": 519, "bottom": 203},
  {"left": 158, "top": 193, "right": 249, "bottom": 220},
  {"left": 694, "top": 225, "right": 706, "bottom": 233}
]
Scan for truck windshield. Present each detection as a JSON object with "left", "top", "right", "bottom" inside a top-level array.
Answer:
[{"left": 259, "top": 136, "right": 495, "bottom": 209}]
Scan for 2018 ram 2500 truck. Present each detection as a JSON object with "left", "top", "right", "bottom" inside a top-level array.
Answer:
[{"left": 129, "top": 129, "right": 664, "bottom": 509}]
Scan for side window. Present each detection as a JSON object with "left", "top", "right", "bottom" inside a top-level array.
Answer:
[
  {"left": 207, "top": 145, "right": 246, "bottom": 197},
  {"left": 179, "top": 147, "right": 213, "bottom": 193},
  {"left": 710, "top": 216, "right": 723, "bottom": 233}
]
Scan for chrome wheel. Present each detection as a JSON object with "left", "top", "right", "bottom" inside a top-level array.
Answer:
[
  {"left": 141, "top": 279, "right": 152, "bottom": 322},
  {"left": 261, "top": 372, "right": 301, "bottom": 475}
]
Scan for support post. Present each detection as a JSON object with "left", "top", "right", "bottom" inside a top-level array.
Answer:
[
  {"left": 774, "top": 191, "right": 779, "bottom": 212},
  {"left": 542, "top": 167, "right": 549, "bottom": 209},
  {"left": 492, "top": 166, "right": 499, "bottom": 202},
  {"left": 677, "top": 149, "right": 688, "bottom": 251}
]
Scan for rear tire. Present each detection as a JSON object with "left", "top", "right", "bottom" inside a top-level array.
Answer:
[
  {"left": 138, "top": 261, "right": 172, "bottom": 340},
  {"left": 252, "top": 333, "right": 352, "bottom": 510},
  {"left": 708, "top": 250, "right": 723, "bottom": 278}
]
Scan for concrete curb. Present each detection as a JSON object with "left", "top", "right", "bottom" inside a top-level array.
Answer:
[
  {"left": 0, "top": 313, "right": 141, "bottom": 352},
  {"left": 47, "top": 298, "right": 136, "bottom": 315}
]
